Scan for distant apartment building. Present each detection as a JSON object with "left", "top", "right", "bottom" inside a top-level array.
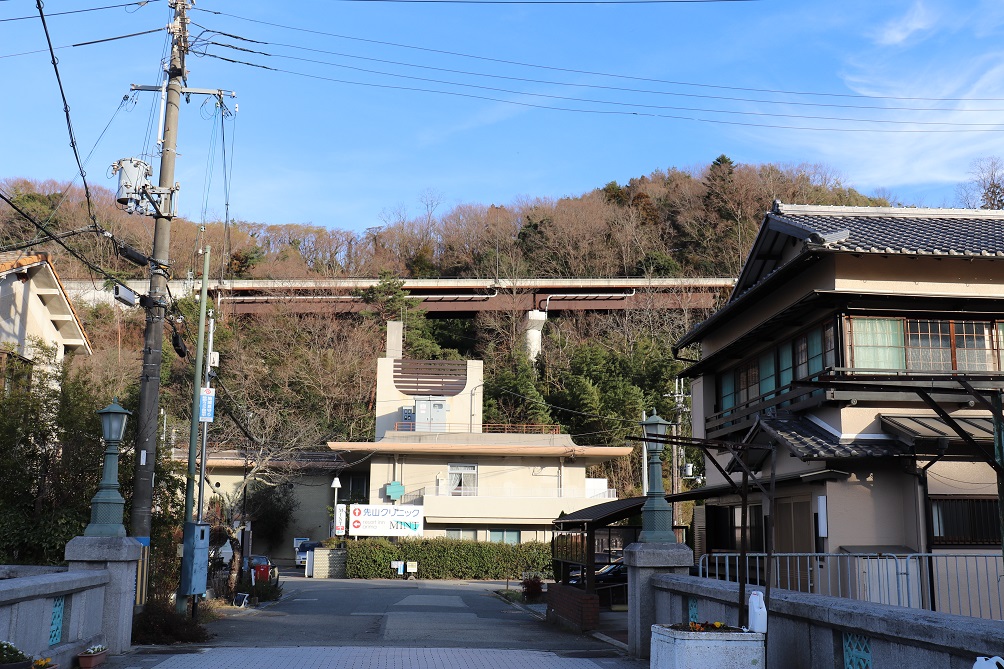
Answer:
[
  {"left": 327, "top": 321, "right": 630, "bottom": 544},
  {"left": 200, "top": 321, "right": 630, "bottom": 563}
]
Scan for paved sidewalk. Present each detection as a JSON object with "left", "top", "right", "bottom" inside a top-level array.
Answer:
[{"left": 106, "top": 646, "right": 646, "bottom": 669}]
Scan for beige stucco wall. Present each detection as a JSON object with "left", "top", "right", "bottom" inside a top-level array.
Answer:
[
  {"left": 373, "top": 358, "right": 484, "bottom": 439},
  {"left": 203, "top": 465, "right": 336, "bottom": 563},
  {"left": 924, "top": 460, "right": 998, "bottom": 496},
  {"left": 0, "top": 267, "right": 79, "bottom": 363},
  {"left": 422, "top": 524, "right": 553, "bottom": 543},
  {"left": 832, "top": 254, "right": 1004, "bottom": 296},
  {"left": 366, "top": 452, "right": 605, "bottom": 514},
  {"left": 822, "top": 470, "right": 923, "bottom": 552}
]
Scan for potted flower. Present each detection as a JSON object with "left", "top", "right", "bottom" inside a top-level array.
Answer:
[
  {"left": 0, "top": 641, "right": 31, "bottom": 669},
  {"left": 76, "top": 645, "right": 107, "bottom": 669},
  {"left": 32, "top": 657, "right": 57, "bottom": 669},
  {"left": 651, "top": 621, "right": 764, "bottom": 669}
]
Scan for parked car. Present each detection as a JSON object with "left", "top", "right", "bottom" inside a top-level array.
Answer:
[
  {"left": 568, "top": 558, "right": 626, "bottom": 585},
  {"left": 242, "top": 554, "right": 279, "bottom": 586},
  {"left": 294, "top": 541, "right": 323, "bottom": 567}
]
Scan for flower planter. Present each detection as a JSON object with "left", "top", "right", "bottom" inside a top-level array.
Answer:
[
  {"left": 651, "top": 624, "right": 764, "bottom": 669},
  {"left": 76, "top": 651, "right": 106, "bottom": 669}
]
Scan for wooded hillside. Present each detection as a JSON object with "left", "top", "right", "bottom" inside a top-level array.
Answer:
[
  {"left": 1, "top": 157, "right": 887, "bottom": 283},
  {"left": 0, "top": 156, "right": 890, "bottom": 501}
]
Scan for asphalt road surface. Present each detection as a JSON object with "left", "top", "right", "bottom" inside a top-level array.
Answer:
[
  {"left": 104, "top": 575, "right": 646, "bottom": 669},
  {"left": 203, "top": 575, "right": 614, "bottom": 652}
]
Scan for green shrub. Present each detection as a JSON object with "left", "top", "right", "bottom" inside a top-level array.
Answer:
[
  {"left": 521, "top": 574, "right": 543, "bottom": 602},
  {"left": 345, "top": 538, "right": 400, "bottom": 578},
  {"left": 344, "top": 537, "right": 553, "bottom": 580},
  {"left": 132, "top": 600, "right": 209, "bottom": 644}
]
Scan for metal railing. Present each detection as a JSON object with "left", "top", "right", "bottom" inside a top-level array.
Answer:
[
  {"left": 698, "top": 552, "right": 1004, "bottom": 620},
  {"left": 399, "top": 485, "right": 616, "bottom": 504},
  {"left": 394, "top": 422, "right": 562, "bottom": 434}
]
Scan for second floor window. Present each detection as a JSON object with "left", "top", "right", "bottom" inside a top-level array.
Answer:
[
  {"left": 448, "top": 463, "right": 477, "bottom": 496},
  {"left": 849, "top": 317, "right": 997, "bottom": 372},
  {"left": 717, "top": 320, "right": 834, "bottom": 413}
]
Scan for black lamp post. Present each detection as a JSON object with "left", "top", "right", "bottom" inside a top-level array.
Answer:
[
  {"left": 638, "top": 411, "right": 675, "bottom": 543},
  {"left": 84, "top": 398, "right": 132, "bottom": 537}
]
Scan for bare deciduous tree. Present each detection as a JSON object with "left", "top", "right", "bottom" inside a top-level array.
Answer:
[{"left": 958, "top": 156, "right": 1004, "bottom": 209}]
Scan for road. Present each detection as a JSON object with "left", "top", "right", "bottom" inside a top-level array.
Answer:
[{"left": 105, "top": 575, "right": 645, "bottom": 669}]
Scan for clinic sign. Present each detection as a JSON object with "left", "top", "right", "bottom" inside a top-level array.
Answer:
[{"left": 349, "top": 504, "right": 424, "bottom": 537}]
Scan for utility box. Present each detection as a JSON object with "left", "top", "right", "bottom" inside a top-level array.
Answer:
[
  {"left": 179, "top": 521, "right": 211, "bottom": 596},
  {"left": 400, "top": 406, "right": 415, "bottom": 425},
  {"left": 414, "top": 396, "right": 448, "bottom": 432}
]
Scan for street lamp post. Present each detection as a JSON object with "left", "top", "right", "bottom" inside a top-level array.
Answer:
[
  {"left": 85, "top": 398, "right": 132, "bottom": 537},
  {"left": 638, "top": 411, "right": 675, "bottom": 543}
]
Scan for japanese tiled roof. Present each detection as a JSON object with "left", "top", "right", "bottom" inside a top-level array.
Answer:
[
  {"left": 675, "top": 203, "right": 1004, "bottom": 353},
  {"left": 759, "top": 415, "right": 913, "bottom": 460},
  {"left": 768, "top": 203, "right": 1004, "bottom": 256}
]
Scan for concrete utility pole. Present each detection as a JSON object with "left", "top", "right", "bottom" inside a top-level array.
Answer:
[{"left": 130, "top": 0, "right": 189, "bottom": 602}]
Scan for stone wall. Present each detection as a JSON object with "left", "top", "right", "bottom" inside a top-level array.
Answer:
[
  {"left": 651, "top": 573, "right": 1003, "bottom": 669},
  {"left": 0, "top": 568, "right": 109, "bottom": 668}
]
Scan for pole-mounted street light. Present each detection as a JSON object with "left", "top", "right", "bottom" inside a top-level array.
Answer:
[
  {"left": 638, "top": 410, "right": 675, "bottom": 543},
  {"left": 85, "top": 398, "right": 132, "bottom": 537}
]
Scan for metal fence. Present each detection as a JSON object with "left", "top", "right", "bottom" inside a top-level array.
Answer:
[{"left": 698, "top": 552, "right": 1004, "bottom": 620}]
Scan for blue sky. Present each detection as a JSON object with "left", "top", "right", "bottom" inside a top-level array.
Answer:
[{"left": 3, "top": 0, "right": 1004, "bottom": 232}]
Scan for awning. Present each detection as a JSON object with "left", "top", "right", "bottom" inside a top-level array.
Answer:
[
  {"left": 881, "top": 414, "right": 994, "bottom": 443},
  {"left": 553, "top": 469, "right": 851, "bottom": 530}
]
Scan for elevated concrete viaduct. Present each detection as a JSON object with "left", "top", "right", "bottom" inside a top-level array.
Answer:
[{"left": 63, "top": 276, "right": 734, "bottom": 358}]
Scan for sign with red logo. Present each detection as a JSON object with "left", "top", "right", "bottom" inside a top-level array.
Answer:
[{"left": 347, "top": 504, "right": 424, "bottom": 537}]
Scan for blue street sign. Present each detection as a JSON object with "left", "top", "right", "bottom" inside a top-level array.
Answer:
[{"left": 199, "top": 387, "right": 215, "bottom": 423}]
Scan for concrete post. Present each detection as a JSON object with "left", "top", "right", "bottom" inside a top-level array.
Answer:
[
  {"left": 624, "top": 541, "right": 694, "bottom": 659},
  {"left": 65, "top": 536, "right": 143, "bottom": 654},
  {"left": 524, "top": 309, "right": 547, "bottom": 361},
  {"left": 386, "top": 320, "right": 404, "bottom": 359}
]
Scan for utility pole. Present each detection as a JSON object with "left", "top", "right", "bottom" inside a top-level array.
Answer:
[{"left": 129, "top": 1, "right": 188, "bottom": 605}]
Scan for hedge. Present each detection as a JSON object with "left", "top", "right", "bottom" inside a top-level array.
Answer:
[{"left": 341, "top": 537, "right": 553, "bottom": 580}]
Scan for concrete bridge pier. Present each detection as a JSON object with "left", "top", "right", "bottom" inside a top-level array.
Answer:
[{"left": 524, "top": 309, "right": 547, "bottom": 361}]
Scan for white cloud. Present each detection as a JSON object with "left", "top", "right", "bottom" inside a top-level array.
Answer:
[{"left": 871, "top": 2, "right": 937, "bottom": 46}]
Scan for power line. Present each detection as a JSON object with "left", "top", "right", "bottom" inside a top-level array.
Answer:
[
  {"left": 0, "top": 225, "right": 99, "bottom": 253},
  {"left": 36, "top": 0, "right": 103, "bottom": 236},
  {"left": 193, "top": 29, "right": 1003, "bottom": 113},
  {"left": 200, "top": 52, "right": 1004, "bottom": 133},
  {"left": 0, "top": 187, "right": 130, "bottom": 291},
  {"left": 14, "top": 92, "right": 135, "bottom": 253},
  {"left": 200, "top": 41, "right": 1004, "bottom": 127},
  {"left": 0, "top": 0, "right": 160, "bottom": 22},
  {"left": 190, "top": 6, "right": 1004, "bottom": 103},
  {"left": 72, "top": 26, "right": 164, "bottom": 47}
]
